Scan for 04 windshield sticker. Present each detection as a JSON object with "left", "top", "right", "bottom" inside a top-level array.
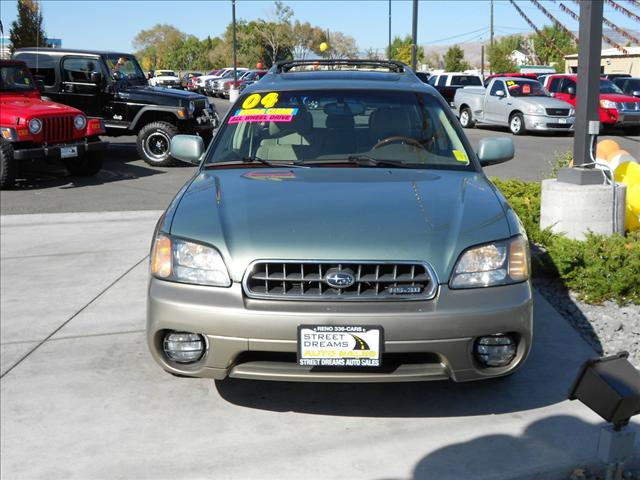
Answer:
[{"left": 229, "top": 92, "right": 298, "bottom": 124}]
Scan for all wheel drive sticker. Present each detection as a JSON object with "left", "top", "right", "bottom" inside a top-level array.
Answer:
[{"left": 229, "top": 92, "right": 298, "bottom": 124}]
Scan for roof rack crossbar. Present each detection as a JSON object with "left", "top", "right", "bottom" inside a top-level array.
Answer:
[{"left": 273, "top": 59, "right": 407, "bottom": 73}]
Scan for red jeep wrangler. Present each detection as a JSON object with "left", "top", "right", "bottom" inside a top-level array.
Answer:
[{"left": 0, "top": 60, "right": 108, "bottom": 188}]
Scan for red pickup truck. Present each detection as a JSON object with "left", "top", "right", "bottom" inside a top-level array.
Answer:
[
  {"left": 541, "top": 74, "right": 640, "bottom": 130},
  {"left": 0, "top": 60, "right": 108, "bottom": 188}
]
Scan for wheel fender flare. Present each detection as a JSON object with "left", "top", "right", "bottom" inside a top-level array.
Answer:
[{"left": 129, "top": 106, "right": 184, "bottom": 131}]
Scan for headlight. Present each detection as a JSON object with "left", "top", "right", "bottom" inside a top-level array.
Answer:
[
  {"left": 151, "top": 234, "right": 231, "bottom": 287},
  {"left": 28, "top": 118, "right": 42, "bottom": 134},
  {"left": 450, "top": 235, "right": 529, "bottom": 289},
  {"left": 187, "top": 101, "right": 195, "bottom": 114},
  {"left": 600, "top": 99, "right": 618, "bottom": 109},
  {"left": 527, "top": 105, "right": 545, "bottom": 114},
  {"left": 73, "top": 115, "right": 86, "bottom": 130},
  {"left": 0, "top": 127, "right": 18, "bottom": 141}
]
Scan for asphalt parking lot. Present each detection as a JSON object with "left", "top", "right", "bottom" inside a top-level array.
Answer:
[
  {"left": 1, "top": 97, "right": 639, "bottom": 479},
  {"left": 1, "top": 97, "right": 638, "bottom": 215}
]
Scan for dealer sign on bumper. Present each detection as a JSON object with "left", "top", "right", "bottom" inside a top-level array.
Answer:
[{"left": 297, "top": 325, "right": 383, "bottom": 367}]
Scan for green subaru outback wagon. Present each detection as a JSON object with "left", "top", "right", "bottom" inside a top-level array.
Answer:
[{"left": 147, "top": 60, "right": 532, "bottom": 382}]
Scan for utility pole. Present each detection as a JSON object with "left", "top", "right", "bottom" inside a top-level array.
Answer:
[
  {"left": 559, "top": 0, "right": 604, "bottom": 183},
  {"left": 489, "top": 0, "right": 494, "bottom": 74},
  {"left": 388, "top": 0, "right": 392, "bottom": 61},
  {"left": 232, "top": 0, "right": 237, "bottom": 83},
  {"left": 481, "top": 45, "right": 485, "bottom": 77},
  {"left": 411, "top": 0, "right": 418, "bottom": 70}
]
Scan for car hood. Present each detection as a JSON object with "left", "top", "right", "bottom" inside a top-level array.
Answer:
[
  {"left": 169, "top": 168, "right": 512, "bottom": 283},
  {"left": 0, "top": 96, "right": 81, "bottom": 116},
  {"left": 123, "top": 85, "right": 206, "bottom": 104},
  {"left": 153, "top": 76, "right": 179, "bottom": 81},
  {"left": 600, "top": 93, "right": 640, "bottom": 103},
  {"left": 522, "top": 96, "right": 574, "bottom": 109}
]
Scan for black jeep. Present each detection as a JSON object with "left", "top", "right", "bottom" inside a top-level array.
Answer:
[{"left": 13, "top": 49, "right": 219, "bottom": 167}]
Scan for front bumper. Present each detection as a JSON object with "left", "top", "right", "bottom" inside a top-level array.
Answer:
[
  {"left": 523, "top": 113, "right": 575, "bottom": 131},
  {"left": 147, "top": 278, "right": 533, "bottom": 382},
  {"left": 616, "top": 110, "right": 640, "bottom": 125},
  {"left": 12, "top": 138, "right": 108, "bottom": 161}
]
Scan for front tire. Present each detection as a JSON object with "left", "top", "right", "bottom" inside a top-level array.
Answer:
[
  {"left": 509, "top": 113, "right": 526, "bottom": 136},
  {"left": 0, "top": 139, "right": 16, "bottom": 189},
  {"left": 137, "top": 121, "right": 179, "bottom": 167},
  {"left": 459, "top": 107, "right": 475, "bottom": 128}
]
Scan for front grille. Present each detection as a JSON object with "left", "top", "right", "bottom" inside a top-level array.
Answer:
[
  {"left": 243, "top": 261, "right": 438, "bottom": 301},
  {"left": 621, "top": 102, "right": 640, "bottom": 111},
  {"left": 42, "top": 116, "right": 74, "bottom": 143},
  {"left": 545, "top": 108, "right": 570, "bottom": 116}
]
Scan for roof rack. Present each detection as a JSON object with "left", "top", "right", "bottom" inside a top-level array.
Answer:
[{"left": 274, "top": 59, "right": 407, "bottom": 73}]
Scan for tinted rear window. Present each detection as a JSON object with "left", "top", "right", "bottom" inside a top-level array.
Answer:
[{"left": 451, "top": 76, "right": 482, "bottom": 86}]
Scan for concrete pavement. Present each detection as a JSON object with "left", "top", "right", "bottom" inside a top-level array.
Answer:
[{"left": 1, "top": 210, "right": 638, "bottom": 480}]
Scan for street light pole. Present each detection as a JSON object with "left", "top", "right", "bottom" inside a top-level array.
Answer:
[
  {"left": 411, "top": 0, "right": 418, "bottom": 70},
  {"left": 559, "top": 0, "right": 604, "bottom": 184},
  {"left": 388, "top": 0, "right": 392, "bottom": 61},
  {"left": 232, "top": 0, "right": 237, "bottom": 83}
]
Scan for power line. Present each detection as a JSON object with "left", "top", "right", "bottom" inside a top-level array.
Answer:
[{"left": 422, "top": 27, "right": 490, "bottom": 45}]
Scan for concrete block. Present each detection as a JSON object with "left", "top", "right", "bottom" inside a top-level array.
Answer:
[{"left": 540, "top": 179, "right": 626, "bottom": 240}]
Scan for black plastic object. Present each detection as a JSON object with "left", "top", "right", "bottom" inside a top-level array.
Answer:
[
  {"left": 569, "top": 352, "right": 640, "bottom": 430},
  {"left": 274, "top": 59, "right": 407, "bottom": 73}
]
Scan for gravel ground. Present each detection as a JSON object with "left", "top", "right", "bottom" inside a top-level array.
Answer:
[{"left": 534, "top": 278, "right": 640, "bottom": 369}]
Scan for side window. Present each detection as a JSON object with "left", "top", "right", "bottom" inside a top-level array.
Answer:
[
  {"left": 428, "top": 75, "right": 438, "bottom": 86},
  {"left": 548, "top": 77, "right": 562, "bottom": 92},
  {"left": 13, "top": 52, "right": 57, "bottom": 86},
  {"left": 489, "top": 81, "right": 504, "bottom": 96},
  {"left": 560, "top": 79, "right": 576, "bottom": 94},
  {"left": 436, "top": 75, "right": 447, "bottom": 87},
  {"left": 62, "top": 57, "right": 101, "bottom": 83}
]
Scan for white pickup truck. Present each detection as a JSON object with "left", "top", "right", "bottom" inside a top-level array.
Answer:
[{"left": 453, "top": 77, "right": 576, "bottom": 135}]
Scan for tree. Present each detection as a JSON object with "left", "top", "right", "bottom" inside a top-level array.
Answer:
[
  {"left": 133, "top": 24, "right": 185, "bottom": 69},
  {"left": 488, "top": 35, "right": 523, "bottom": 73},
  {"left": 324, "top": 31, "right": 358, "bottom": 59},
  {"left": 532, "top": 25, "right": 576, "bottom": 71},
  {"left": 423, "top": 51, "right": 442, "bottom": 70},
  {"left": 443, "top": 45, "right": 471, "bottom": 71},
  {"left": 291, "top": 21, "right": 326, "bottom": 60},
  {"left": 253, "top": 1, "right": 294, "bottom": 66},
  {"left": 388, "top": 35, "right": 424, "bottom": 66},
  {"left": 9, "top": 0, "right": 47, "bottom": 52}
]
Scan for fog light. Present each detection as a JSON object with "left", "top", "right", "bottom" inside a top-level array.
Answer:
[
  {"left": 163, "top": 331, "right": 205, "bottom": 363},
  {"left": 475, "top": 335, "right": 516, "bottom": 367}
]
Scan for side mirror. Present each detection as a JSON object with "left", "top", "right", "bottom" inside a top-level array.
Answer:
[
  {"left": 170, "top": 135, "right": 204, "bottom": 165},
  {"left": 567, "top": 86, "right": 576, "bottom": 95},
  {"left": 35, "top": 80, "right": 45, "bottom": 93},
  {"left": 477, "top": 137, "right": 514, "bottom": 167},
  {"left": 495, "top": 90, "right": 506, "bottom": 98},
  {"left": 90, "top": 72, "right": 103, "bottom": 85}
]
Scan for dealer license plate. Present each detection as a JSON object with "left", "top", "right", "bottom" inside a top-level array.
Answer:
[
  {"left": 297, "top": 325, "right": 383, "bottom": 367},
  {"left": 60, "top": 146, "right": 78, "bottom": 158},
  {"left": 558, "top": 118, "right": 567, "bottom": 124}
]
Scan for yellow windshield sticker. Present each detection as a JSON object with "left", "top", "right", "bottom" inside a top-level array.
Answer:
[
  {"left": 241, "top": 92, "right": 280, "bottom": 109},
  {"left": 453, "top": 150, "right": 469, "bottom": 163},
  {"left": 506, "top": 80, "right": 516, "bottom": 86}
]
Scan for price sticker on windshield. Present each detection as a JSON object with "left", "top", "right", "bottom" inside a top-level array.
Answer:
[{"left": 242, "top": 92, "right": 279, "bottom": 109}]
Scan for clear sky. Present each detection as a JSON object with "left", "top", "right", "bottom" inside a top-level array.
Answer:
[{"left": 0, "top": 0, "right": 638, "bottom": 55}]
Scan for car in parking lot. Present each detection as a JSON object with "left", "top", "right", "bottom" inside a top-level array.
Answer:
[
  {"left": 207, "top": 68, "right": 249, "bottom": 97},
  {"left": 148, "top": 69, "right": 181, "bottom": 88},
  {"left": 235, "top": 69, "right": 267, "bottom": 95},
  {"left": 14, "top": 48, "right": 218, "bottom": 166},
  {"left": 542, "top": 74, "right": 640, "bottom": 131},
  {"left": 147, "top": 59, "right": 532, "bottom": 383},
  {"left": 0, "top": 59, "right": 107, "bottom": 188},
  {"left": 427, "top": 72, "right": 484, "bottom": 107},
  {"left": 454, "top": 77, "right": 575, "bottom": 135},
  {"left": 180, "top": 71, "right": 203, "bottom": 89},
  {"left": 613, "top": 77, "right": 640, "bottom": 98}
]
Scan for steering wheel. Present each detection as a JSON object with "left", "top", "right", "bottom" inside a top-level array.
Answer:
[{"left": 373, "top": 136, "right": 426, "bottom": 150}]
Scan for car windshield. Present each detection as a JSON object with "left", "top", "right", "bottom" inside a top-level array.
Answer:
[
  {"left": 624, "top": 79, "right": 640, "bottom": 92},
  {"left": 505, "top": 80, "right": 548, "bottom": 97},
  {"left": 205, "top": 89, "right": 474, "bottom": 170},
  {"left": 158, "top": 70, "right": 176, "bottom": 77},
  {"left": 451, "top": 75, "right": 482, "bottom": 86},
  {"left": 0, "top": 64, "right": 36, "bottom": 92},
  {"left": 104, "top": 54, "right": 146, "bottom": 85},
  {"left": 600, "top": 79, "right": 624, "bottom": 94}
]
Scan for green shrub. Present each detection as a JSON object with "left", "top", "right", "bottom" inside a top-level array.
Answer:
[{"left": 491, "top": 177, "right": 640, "bottom": 305}]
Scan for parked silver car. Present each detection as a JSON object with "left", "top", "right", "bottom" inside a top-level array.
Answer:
[
  {"left": 147, "top": 59, "right": 533, "bottom": 383},
  {"left": 454, "top": 77, "right": 575, "bottom": 135}
]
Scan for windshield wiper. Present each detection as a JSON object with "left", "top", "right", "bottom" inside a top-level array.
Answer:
[
  {"left": 242, "top": 156, "right": 308, "bottom": 168},
  {"left": 345, "top": 155, "right": 414, "bottom": 168}
]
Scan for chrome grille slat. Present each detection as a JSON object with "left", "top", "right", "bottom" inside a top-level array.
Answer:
[{"left": 244, "top": 261, "right": 438, "bottom": 301}]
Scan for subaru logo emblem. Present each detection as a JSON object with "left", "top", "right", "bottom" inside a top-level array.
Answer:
[{"left": 324, "top": 268, "right": 355, "bottom": 289}]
